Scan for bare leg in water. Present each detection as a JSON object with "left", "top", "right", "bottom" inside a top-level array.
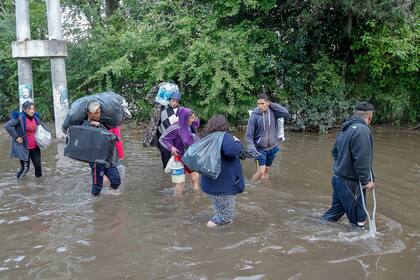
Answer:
[{"left": 251, "top": 165, "right": 266, "bottom": 182}]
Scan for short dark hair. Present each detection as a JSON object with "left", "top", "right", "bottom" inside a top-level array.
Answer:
[
  {"left": 22, "top": 101, "right": 34, "bottom": 111},
  {"left": 355, "top": 101, "right": 375, "bottom": 112},
  {"left": 204, "top": 114, "right": 230, "bottom": 135},
  {"left": 257, "top": 93, "right": 269, "bottom": 101}
]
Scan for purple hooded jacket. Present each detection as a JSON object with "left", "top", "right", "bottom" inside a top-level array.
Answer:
[{"left": 159, "top": 107, "right": 200, "bottom": 156}]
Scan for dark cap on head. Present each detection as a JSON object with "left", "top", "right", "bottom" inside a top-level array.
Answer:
[{"left": 355, "top": 101, "right": 375, "bottom": 112}]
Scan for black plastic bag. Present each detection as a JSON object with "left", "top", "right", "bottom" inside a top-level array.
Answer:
[
  {"left": 182, "top": 132, "right": 225, "bottom": 179},
  {"left": 62, "top": 92, "right": 130, "bottom": 132}
]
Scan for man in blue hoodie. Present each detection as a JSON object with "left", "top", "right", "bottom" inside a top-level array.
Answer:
[
  {"left": 323, "top": 102, "right": 375, "bottom": 229},
  {"left": 245, "top": 93, "right": 289, "bottom": 182}
]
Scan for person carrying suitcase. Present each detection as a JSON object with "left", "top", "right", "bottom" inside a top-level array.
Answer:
[{"left": 83, "top": 101, "right": 121, "bottom": 196}]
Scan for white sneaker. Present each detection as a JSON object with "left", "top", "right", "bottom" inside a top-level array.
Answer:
[{"left": 206, "top": 221, "right": 218, "bottom": 228}]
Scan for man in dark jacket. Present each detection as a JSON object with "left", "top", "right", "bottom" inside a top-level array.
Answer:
[
  {"left": 323, "top": 102, "right": 375, "bottom": 229},
  {"left": 245, "top": 93, "right": 289, "bottom": 182}
]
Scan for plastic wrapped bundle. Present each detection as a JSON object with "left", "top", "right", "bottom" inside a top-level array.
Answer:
[
  {"left": 62, "top": 92, "right": 131, "bottom": 132},
  {"left": 182, "top": 132, "right": 226, "bottom": 179},
  {"left": 154, "top": 83, "right": 179, "bottom": 106}
]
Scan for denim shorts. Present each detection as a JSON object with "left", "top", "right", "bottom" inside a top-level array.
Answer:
[{"left": 256, "top": 146, "right": 280, "bottom": 167}]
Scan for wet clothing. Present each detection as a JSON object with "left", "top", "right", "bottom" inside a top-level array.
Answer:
[
  {"left": 83, "top": 120, "right": 121, "bottom": 195},
  {"left": 245, "top": 103, "right": 289, "bottom": 153},
  {"left": 331, "top": 116, "right": 374, "bottom": 185},
  {"left": 17, "top": 147, "right": 42, "bottom": 178},
  {"left": 323, "top": 175, "right": 367, "bottom": 227},
  {"left": 256, "top": 146, "right": 280, "bottom": 167},
  {"left": 201, "top": 133, "right": 245, "bottom": 195},
  {"left": 89, "top": 162, "right": 121, "bottom": 196},
  {"left": 207, "top": 194, "right": 236, "bottom": 225},
  {"left": 4, "top": 112, "right": 47, "bottom": 178},
  {"left": 323, "top": 116, "right": 374, "bottom": 227},
  {"left": 201, "top": 133, "right": 244, "bottom": 226}
]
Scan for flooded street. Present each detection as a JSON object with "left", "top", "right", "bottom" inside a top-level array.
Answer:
[{"left": 0, "top": 126, "right": 419, "bottom": 279}]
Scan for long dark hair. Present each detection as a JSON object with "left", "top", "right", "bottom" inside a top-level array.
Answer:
[{"left": 204, "top": 114, "right": 229, "bottom": 135}]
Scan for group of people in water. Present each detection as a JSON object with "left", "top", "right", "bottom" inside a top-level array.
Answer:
[{"left": 3, "top": 84, "right": 375, "bottom": 230}]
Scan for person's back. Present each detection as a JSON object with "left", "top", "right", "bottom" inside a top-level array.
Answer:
[
  {"left": 332, "top": 116, "right": 373, "bottom": 186},
  {"left": 201, "top": 132, "right": 244, "bottom": 196},
  {"left": 323, "top": 101, "right": 375, "bottom": 229},
  {"left": 200, "top": 115, "right": 245, "bottom": 227}
]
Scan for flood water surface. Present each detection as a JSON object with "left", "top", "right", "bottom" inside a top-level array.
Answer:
[{"left": 0, "top": 126, "right": 419, "bottom": 279}]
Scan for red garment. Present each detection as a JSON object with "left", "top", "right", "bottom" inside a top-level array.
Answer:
[
  {"left": 25, "top": 117, "right": 38, "bottom": 150},
  {"left": 108, "top": 126, "right": 124, "bottom": 160}
]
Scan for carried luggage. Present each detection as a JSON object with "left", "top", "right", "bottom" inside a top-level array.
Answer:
[
  {"left": 36, "top": 125, "right": 52, "bottom": 150},
  {"left": 64, "top": 125, "right": 116, "bottom": 164},
  {"left": 62, "top": 92, "right": 131, "bottom": 133},
  {"left": 154, "top": 83, "right": 180, "bottom": 106},
  {"left": 182, "top": 132, "right": 225, "bottom": 179}
]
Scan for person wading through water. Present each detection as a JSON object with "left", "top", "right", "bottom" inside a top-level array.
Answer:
[
  {"left": 322, "top": 102, "right": 376, "bottom": 229},
  {"left": 245, "top": 93, "right": 289, "bottom": 182},
  {"left": 159, "top": 107, "right": 200, "bottom": 195},
  {"left": 4, "top": 101, "right": 49, "bottom": 179}
]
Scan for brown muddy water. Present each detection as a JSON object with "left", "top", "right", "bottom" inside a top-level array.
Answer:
[{"left": 0, "top": 125, "right": 419, "bottom": 280}]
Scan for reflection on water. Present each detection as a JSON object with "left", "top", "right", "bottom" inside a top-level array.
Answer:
[{"left": 0, "top": 126, "right": 419, "bottom": 279}]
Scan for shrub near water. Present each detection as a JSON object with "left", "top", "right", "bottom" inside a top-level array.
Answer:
[{"left": 0, "top": 0, "right": 418, "bottom": 131}]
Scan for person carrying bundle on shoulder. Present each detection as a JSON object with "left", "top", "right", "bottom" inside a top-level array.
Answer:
[
  {"left": 143, "top": 83, "right": 182, "bottom": 169},
  {"left": 84, "top": 101, "right": 121, "bottom": 196}
]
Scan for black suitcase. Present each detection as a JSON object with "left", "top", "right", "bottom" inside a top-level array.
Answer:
[{"left": 64, "top": 125, "right": 116, "bottom": 164}]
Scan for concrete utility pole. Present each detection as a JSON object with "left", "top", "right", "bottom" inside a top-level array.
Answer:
[
  {"left": 12, "top": 0, "right": 69, "bottom": 139},
  {"left": 15, "top": 0, "right": 33, "bottom": 109},
  {"left": 47, "top": 0, "right": 69, "bottom": 139}
]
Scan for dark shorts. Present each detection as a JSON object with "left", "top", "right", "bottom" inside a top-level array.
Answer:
[{"left": 256, "top": 146, "right": 280, "bottom": 167}]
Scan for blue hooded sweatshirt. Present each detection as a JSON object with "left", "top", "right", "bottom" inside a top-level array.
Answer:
[{"left": 245, "top": 102, "right": 289, "bottom": 151}]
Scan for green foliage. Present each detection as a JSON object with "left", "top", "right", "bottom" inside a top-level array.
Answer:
[
  {"left": 351, "top": 19, "right": 419, "bottom": 125},
  {"left": 0, "top": 0, "right": 418, "bottom": 131}
]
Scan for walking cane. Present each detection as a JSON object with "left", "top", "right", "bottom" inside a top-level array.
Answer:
[{"left": 359, "top": 171, "right": 377, "bottom": 235}]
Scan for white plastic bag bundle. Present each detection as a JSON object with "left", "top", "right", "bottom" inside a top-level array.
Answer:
[
  {"left": 164, "top": 156, "right": 176, "bottom": 173},
  {"left": 155, "top": 83, "right": 179, "bottom": 106},
  {"left": 277, "top": 117, "right": 285, "bottom": 141},
  {"left": 36, "top": 125, "right": 52, "bottom": 150}
]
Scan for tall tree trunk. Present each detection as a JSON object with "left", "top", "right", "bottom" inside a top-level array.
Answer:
[
  {"left": 105, "top": 0, "right": 119, "bottom": 18},
  {"left": 343, "top": 12, "right": 353, "bottom": 82}
]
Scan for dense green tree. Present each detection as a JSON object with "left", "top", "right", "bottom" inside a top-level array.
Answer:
[{"left": 0, "top": 0, "right": 418, "bottom": 131}]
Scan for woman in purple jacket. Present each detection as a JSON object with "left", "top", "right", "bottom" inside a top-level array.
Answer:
[{"left": 159, "top": 107, "right": 200, "bottom": 195}]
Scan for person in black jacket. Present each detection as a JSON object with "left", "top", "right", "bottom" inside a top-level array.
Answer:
[
  {"left": 200, "top": 115, "right": 245, "bottom": 227},
  {"left": 323, "top": 102, "right": 375, "bottom": 229},
  {"left": 4, "top": 101, "right": 48, "bottom": 179}
]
